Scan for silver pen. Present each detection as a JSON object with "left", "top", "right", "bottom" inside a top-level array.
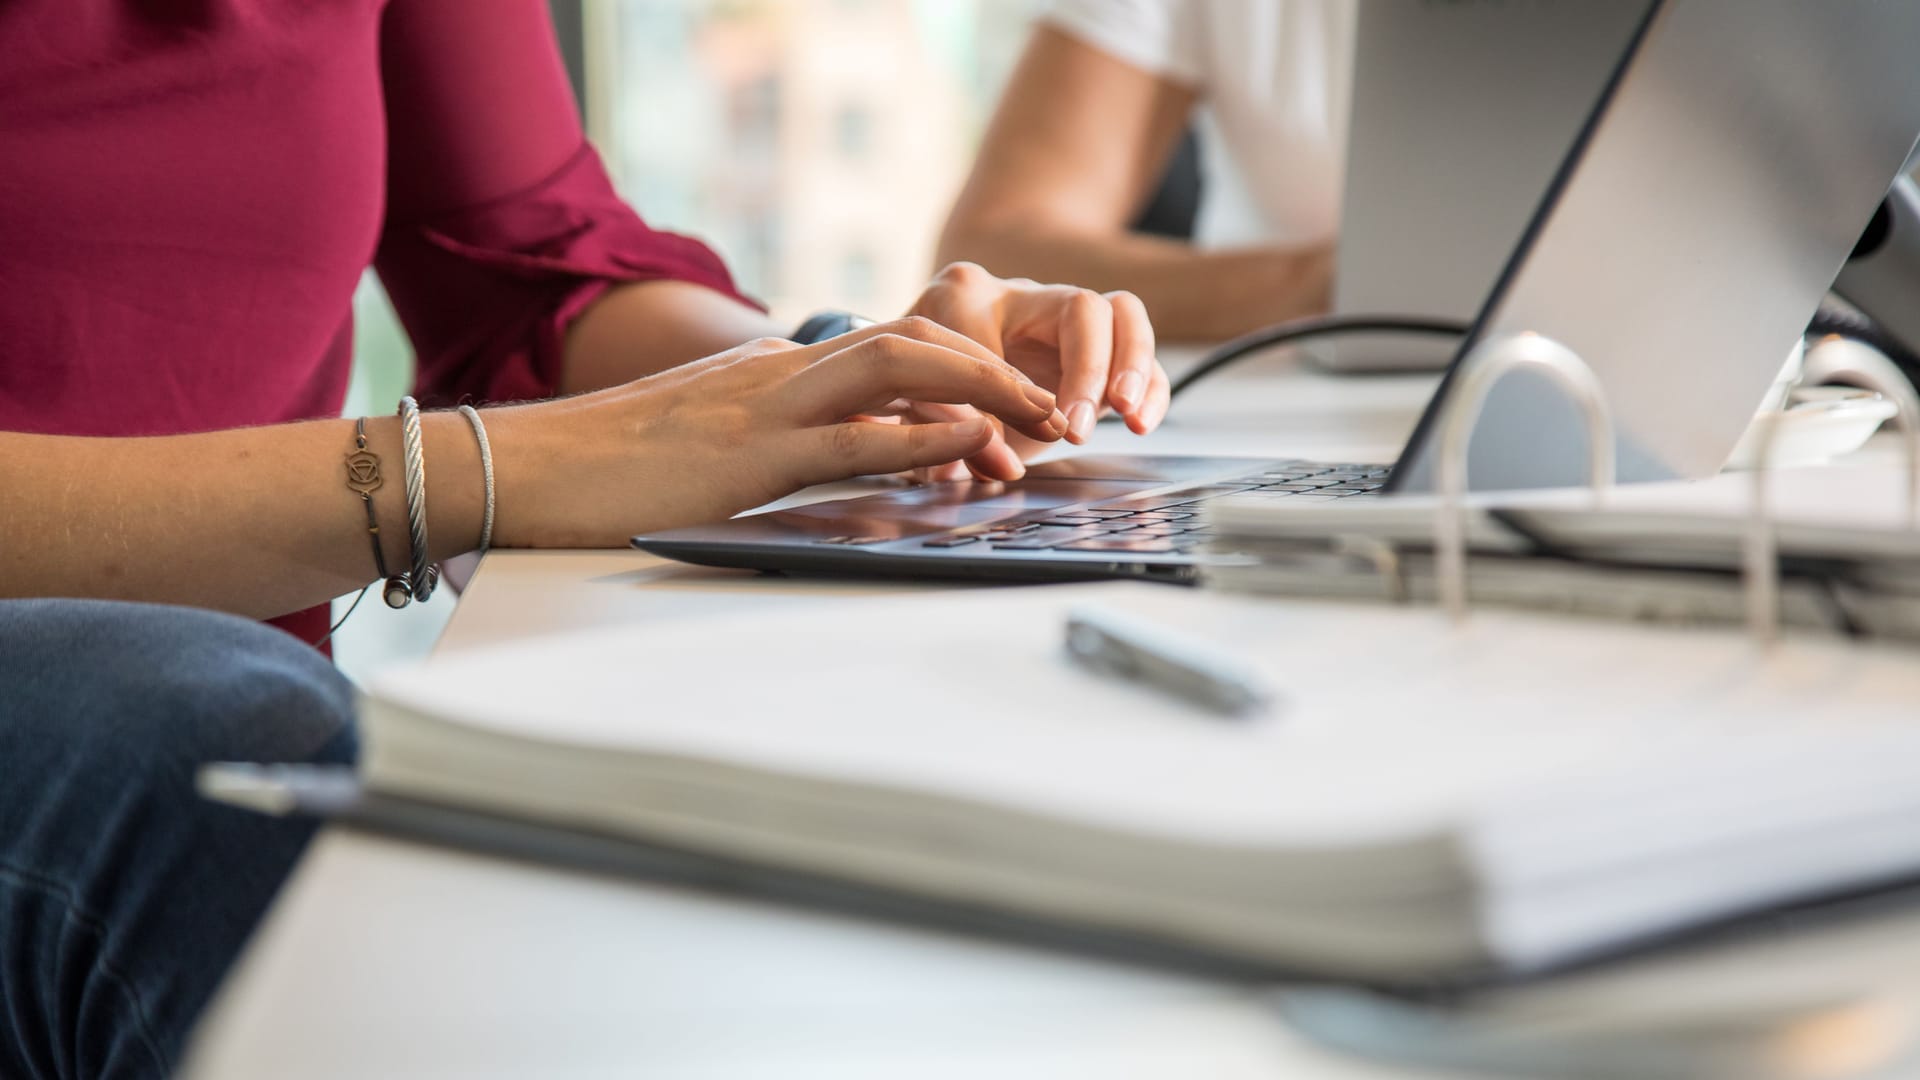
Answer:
[
  {"left": 197, "top": 762, "right": 364, "bottom": 817},
  {"left": 1064, "top": 604, "right": 1278, "bottom": 718}
]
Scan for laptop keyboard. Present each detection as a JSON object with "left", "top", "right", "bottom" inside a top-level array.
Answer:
[{"left": 919, "top": 461, "right": 1389, "bottom": 556}]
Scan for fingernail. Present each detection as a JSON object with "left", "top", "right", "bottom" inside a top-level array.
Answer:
[
  {"left": 995, "top": 457, "right": 1027, "bottom": 482},
  {"left": 1021, "top": 383, "right": 1057, "bottom": 413},
  {"left": 1112, "top": 371, "right": 1144, "bottom": 411},
  {"left": 1066, "top": 401, "right": 1095, "bottom": 442},
  {"left": 955, "top": 417, "right": 988, "bottom": 438}
]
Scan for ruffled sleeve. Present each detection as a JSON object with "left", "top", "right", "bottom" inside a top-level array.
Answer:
[
  {"left": 372, "top": 0, "right": 754, "bottom": 408},
  {"left": 374, "top": 142, "right": 751, "bottom": 407}
]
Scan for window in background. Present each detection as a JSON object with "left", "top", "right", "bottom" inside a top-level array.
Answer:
[
  {"left": 587, "top": 0, "right": 1039, "bottom": 322},
  {"left": 834, "top": 102, "right": 873, "bottom": 160},
  {"left": 840, "top": 248, "right": 878, "bottom": 301}
]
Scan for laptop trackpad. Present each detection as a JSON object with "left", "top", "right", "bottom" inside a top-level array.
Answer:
[
  {"left": 734, "top": 479, "right": 1151, "bottom": 543},
  {"left": 639, "top": 456, "right": 1283, "bottom": 547}
]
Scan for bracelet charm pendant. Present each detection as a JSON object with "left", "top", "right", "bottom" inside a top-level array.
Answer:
[
  {"left": 345, "top": 448, "right": 382, "bottom": 495},
  {"left": 346, "top": 416, "right": 405, "bottom": 604}
]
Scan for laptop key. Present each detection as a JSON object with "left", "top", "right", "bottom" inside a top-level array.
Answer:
[
  {"left": 1167, "top": 484, "right": 1260, "bottom": 501},
  {"left": 921, "top": 536, "right": 981, "bottom": 548},
  {"left": 1057, "top": 537, "right": 1180, "bottom": 554},
  {"left": 998, "top": 525, "right": 1094, "bottom": 542}
]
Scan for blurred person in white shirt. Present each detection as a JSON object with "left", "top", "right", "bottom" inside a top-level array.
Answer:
[{"left": 940, "top": 0, "right": 1355, "bottom": 342}]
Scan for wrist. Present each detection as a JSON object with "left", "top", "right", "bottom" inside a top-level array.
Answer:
[
  {"left": 352, "top": 415, "right": 414, "bottom": 576},
  {"left": 466, "top": 399, "right": 565, "bottom": 550},
  {"left": 414, "top": 410, "right": 487, "bottom": 561},
  {"left": 789, "top": 310, "right": 875, "bottom": 345}
]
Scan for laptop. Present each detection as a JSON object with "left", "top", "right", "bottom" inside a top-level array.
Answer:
[
  {"left": 1311, "top": 0, "right": 1645, "bottom": 373},
  {"left": 635, "top": 0, "right": 1920, "bottom": 584}
]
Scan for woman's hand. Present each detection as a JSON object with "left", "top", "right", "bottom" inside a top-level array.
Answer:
[
  {"left": 898, "top": 262, "right": 1171, "bottom": 482},
  {"left": 483, "top": 317, "right": 1069, "bottom": 548}
]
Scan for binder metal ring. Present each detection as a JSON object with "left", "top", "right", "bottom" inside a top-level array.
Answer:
[
  {"left": 1744, "top": 336, "right": 1920, "bottom": 645},
  {"left": 1433, "top": 332, "right": 1617, "bottom": 624}
]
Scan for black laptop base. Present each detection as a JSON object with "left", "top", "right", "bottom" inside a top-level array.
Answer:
[{"left": 632, "top": 455, "right": 1389, "bottom": 584}]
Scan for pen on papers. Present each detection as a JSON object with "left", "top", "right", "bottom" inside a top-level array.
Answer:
[
  {"left": 197, "top": 762, "right": 364, "bottom": 817},
  {"left": 197, "top": 762, "right": 512, "bottom": 850},
  {"left": 1064, "top": 605, "right": 1277, "bottom": 718}
]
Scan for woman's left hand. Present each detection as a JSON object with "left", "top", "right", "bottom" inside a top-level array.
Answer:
[{"left": 868, "top": 262, "right": 1169, "bottom": 482}]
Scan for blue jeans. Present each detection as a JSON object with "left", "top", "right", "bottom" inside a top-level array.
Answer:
[{"left": 0, "top": 599, "right": 358, "bottom": 1079}]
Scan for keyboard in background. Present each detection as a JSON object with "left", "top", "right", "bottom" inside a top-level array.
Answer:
[{"left": 915, "top": 462, "right": 1389, "bottom": 556}]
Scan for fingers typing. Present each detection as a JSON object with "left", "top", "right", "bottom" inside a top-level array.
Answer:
[
  {"left": 792, "top": 331, "right": 1067, "bottom": 443},
  {"left": 794, "top": 416, "right": 997, "bottom": 487}
]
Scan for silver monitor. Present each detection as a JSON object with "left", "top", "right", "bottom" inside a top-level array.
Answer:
[
  {"left": 1390, "top": 0, "right": 1920, "bottom": 492},
  {"left": 1314, "top": 0, "right": 1646, "bottom": 373}
]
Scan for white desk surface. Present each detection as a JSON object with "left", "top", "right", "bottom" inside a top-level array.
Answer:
[{"left": 182, "top": 353, "right": 1559, "bottom": 1078}]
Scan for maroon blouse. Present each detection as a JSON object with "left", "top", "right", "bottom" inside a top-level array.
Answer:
[{"left": 1, "top": 0, "right": 748, "bottom": 644}]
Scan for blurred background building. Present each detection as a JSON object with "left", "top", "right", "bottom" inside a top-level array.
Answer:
[{"left": 591, "top": 0, "right": 1036, "bottom": 320}]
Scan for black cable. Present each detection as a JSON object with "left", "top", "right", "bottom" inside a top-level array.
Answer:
[
  {"left": 315, "top": 582, "right": 373, "bottom": 649},
  {"left": 1167, "top": 307, "right": 1920, "bottom": 406},
  {"left": 1166, "top": 314, "right": 1470, "bottom": 401}
]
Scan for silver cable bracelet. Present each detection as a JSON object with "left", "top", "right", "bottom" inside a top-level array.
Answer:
[
  {"left": 397, "top": 395, "right": 439, "bottom": 603},
  {"left": 457, "top": 405, "right": 495, "bottom": 554}
]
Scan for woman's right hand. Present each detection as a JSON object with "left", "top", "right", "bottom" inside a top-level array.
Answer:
[{"left": 482, "top": 317, "right": 1070, "bottom": 548}]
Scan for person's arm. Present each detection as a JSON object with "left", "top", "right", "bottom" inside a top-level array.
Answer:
[
  {"left": 556, "top": 278, "right": 783, "bottom": 396},
  {"left": 939, "top": 25, "right": 1331, "bottom": 343},
  {"left": 373, "top": 0, "right": 1167, "bottom": 452},
  {"left": 0, "top": 0, "right": 1077, "bottom": 620},
  {"left": 0, "top": 320, "right": 1067, "bottom": 619}
]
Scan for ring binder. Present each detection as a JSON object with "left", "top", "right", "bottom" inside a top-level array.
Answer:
[
  {"left": 1799, "top": 336, "right": 1920, "bottom": 527},
  {"left": 1743, "top": 336, "right": 1920, "bottom": 645},
  {"left": 1206, "top": 337, "right": 1920, "bottom": 644},
  {"left": 1432, "top": 333, "right": 1617, "bottom": 623}
]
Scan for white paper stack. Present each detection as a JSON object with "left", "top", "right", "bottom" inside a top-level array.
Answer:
[
  {"left": 359, "top": 581, "right": 1920, "bottom": 983},
  {"left": 1204, "top": 462, "right": 1920, "bottom": 642}
]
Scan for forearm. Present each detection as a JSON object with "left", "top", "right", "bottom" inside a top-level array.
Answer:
[
  {"left": 4, "top": 281, "right": 795, "bottom": 617},
  {"left": 938, "top": 226, "right": 1329, "bottom": 343},
  {"left": 558, "top": 278, "right": 786, "bottom": 394},
  {"left": 0, "top": 415, "right": 486, "bottom": 619}
]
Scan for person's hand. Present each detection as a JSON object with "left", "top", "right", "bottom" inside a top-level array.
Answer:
[
  {"left": 896, "top": 262, "right": 1169, "bottom": 482},
  {"left": 482, "top": 317, "right": 1068, "bottom": 548}
]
